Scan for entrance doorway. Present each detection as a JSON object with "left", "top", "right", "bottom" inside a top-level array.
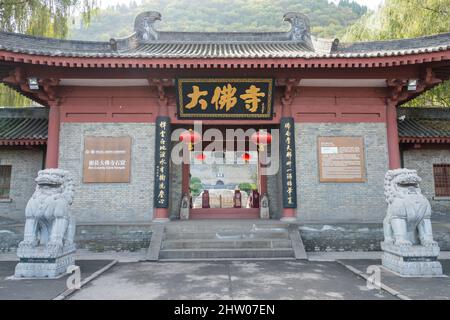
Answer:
[
  {"left": 190, "top": 151, "right": 258, "bottom": 209},
  {"left": 178, "top": 125, "right": 271, "bottom": 219}
]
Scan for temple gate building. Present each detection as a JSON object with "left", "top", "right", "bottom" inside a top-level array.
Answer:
[{"left": 1, "top": 11, "right": 450, "bottom": 254}]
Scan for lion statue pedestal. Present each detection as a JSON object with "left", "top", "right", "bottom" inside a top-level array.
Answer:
[
  {"left": 14, "top": 169, "right": 76, "bottom": 278},
  {"left": 381, "top": 169, "right": 442, "bottom": 277}
]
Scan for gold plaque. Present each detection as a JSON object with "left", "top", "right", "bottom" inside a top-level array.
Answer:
[{"left": 83, "top": 136, "right": 131, "bottom": 183}]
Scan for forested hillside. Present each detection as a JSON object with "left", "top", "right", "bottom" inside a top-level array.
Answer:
[
  {"left": 69, "top": 0, "right": 368, "bottom": 40},
  {"left": 343, "top": 0, "right": 450, "bottom": 107}
]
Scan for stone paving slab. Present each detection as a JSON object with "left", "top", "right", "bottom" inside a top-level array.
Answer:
[
  {"left": 0, "top": 260, "right": 113, "bottom": 300},
  {"left": 70, "top": 260, "right": 395, "bottom": 300},
  {"left": 337, "top": 259, "right": 450, "bottom": 300}
]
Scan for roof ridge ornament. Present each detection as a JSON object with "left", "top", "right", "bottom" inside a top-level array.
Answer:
[
  {"left": 134, "top": 11, "right": 161, "bottom": 41},
  {"left": 283, "top": 12, "right": 313, "bottom": 47}
]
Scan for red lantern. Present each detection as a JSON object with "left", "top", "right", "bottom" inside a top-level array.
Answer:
[
  {"left": 250, "top": 130, "right": 272, "bottom": 151},
  {"left": 195, "top": 152, "right": 206, "bottom": 161},
  {"left": 242, "top": 152, "right": 251, "bottom": 163},
  {"left": 179, "top": 129, "right": 201, "bottom": 151}
]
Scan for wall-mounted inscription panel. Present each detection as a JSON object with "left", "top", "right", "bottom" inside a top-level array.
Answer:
[
  {"left": 83, "top": 136, "right": 131, "bottom": 183},
  {"left": 318, "top": 136, "right": 365, "bottom": 183}
]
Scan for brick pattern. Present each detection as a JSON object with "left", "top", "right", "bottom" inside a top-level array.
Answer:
[
  {"left": 295, "top": 122, "right": 389, "bottom": 222},
  {"left": 0, "top": 149, "right": 44, "bottom": 221},
  {"left": 402, "top": 148, "right": 450, "bottom": 214},
  {"left": 169, "top": 155, "right": 182, "bottom": 219},
  {"left": 59, "top": 123, "right": 155, "bottom": 223},
  {"left": 267, "top": 170, "right": 282, "bottom": 219}
]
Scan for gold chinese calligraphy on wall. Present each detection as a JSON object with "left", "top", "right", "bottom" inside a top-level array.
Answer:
[
  {"left": 176, "top": 79, "right": 274, "bottom": 119},
  {"left": 318, "top": 137, "right": 366, "bottom": 183},
  {"left": 83, "top": 136, "right": 131, "bottom": 183}
]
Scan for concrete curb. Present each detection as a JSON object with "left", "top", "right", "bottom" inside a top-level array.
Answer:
[
  {"left": 53, "top": 260, "right": 118, "bottom": 300},
  {"left": 335, "top": 260, "right": 412, "bottom": 300}
]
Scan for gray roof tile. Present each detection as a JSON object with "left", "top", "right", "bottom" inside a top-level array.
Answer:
[
  {"left": 0, "top": 108, "right": 48, "bottom": 141},
  {"left": 1, "top": 10, "right": 450, "bottom": 59},
  {"left": 398, "top": 107, "right": 450, "bottom": 139}
]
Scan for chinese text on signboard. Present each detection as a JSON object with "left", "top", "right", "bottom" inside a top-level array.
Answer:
[
  {"left": 280, "top": 118, "right": 297, "bottom": 208},
  {"left": 318, "top": 136, "right": 365, "bottom": 183},
  {"left": 177, "top": 78, "right": 274, "bottom": 119},
  {"left": 83, "top": 136, "right": 131, "bottom": 183},
  {"left": 154, "top": 117, "right": 171, "bottom": 208}
]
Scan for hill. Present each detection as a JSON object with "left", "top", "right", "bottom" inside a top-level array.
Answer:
[{"left": 69, "top": 0, "right": 368, "bottom": 40}]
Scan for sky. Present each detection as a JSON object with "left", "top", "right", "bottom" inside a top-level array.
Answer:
[
  {"left": 329, "top": 0, "right": 385, "bottom": 11},
  {"left": 98, "top": 0, "right": 385, "bottom": 11}
]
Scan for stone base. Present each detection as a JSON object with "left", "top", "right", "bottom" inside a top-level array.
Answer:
[
  {"left": 14, "top": 246, "right": 76, "bottom": 278},
  {"left": 381, "top": 242, "right": 443, "bottom": 277},
  {"left": 260, "top": 208, "right": 270, "bottom": 219}
]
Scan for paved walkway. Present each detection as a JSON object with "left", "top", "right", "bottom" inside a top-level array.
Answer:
[
  {"left": 338, "top": 259, "right": 450, "bottom": 300},
  {"left": 69, "top": 260, "right": 394, "bottom": 300},
  {"left": 1, "top": 253, "right": 449, "bottom": 300},
  {"left": 0, "top": 260, "right": 113, "bottom": 300}
]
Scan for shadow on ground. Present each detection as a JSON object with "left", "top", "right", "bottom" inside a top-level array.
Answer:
[{"left": 69, "top": 260, "right": 395, "bottom": 300}]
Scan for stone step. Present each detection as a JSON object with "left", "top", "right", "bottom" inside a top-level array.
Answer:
[
  {"left": 159, "top": 248, "right": 295, "bottom": 260},
  {"left": 161, "top": 239, "right": 292, "bottom": 249},
  {"left": 163, "top": 231, "right": 290, "bottom": 240},
  {"left": 163, "top": 221, "right": 289, "bottom": 233}
]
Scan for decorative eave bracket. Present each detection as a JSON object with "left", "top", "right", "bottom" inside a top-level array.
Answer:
[
  {"left": 386, "top": 67, "right": 442, "bottom": 105},
  {"left": 2, "top": 67, "right": 60, "bottom": 105}
]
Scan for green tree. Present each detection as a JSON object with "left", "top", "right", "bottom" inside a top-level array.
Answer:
[
  {"left": 0, "top": 0, "right": 98, "bottom": 106},
  {"left": 190, "top": 177, "right": 203, "bottom": 196},
  {"left": 238, "top": 182, "right": 257, "bottom": 195},
  {"left": 343, "top": 0, "right": 450, "bottom": 107},
  {"left": 69, "top": 0, "right": 368, "bottom": 41}
]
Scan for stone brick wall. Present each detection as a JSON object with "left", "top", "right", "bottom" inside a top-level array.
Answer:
[
  {"left": 0, "top": 149, "right": 44, "bottom": 221},
  {"left": 169, "top": 154, "right": 182, "bottom": 219},
  {"left": 59, "top": 123, "right": 155, "bottom": 223},
  {"left": 267, "top": 169, "right": 282, "bottom": 219},
  {"left": 402, "top": 148, "right": 450, "bottom": 214},
  {"left": 295, "top": 122, "right": 389, "bottom": 223}
]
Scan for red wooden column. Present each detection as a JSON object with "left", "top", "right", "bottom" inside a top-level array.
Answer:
[
  {"left": 182, "top": 162, "right": 190, "bottom": 194},
  {"left": 45, "top": 102, "right": 60, "bottom": 168},
  {"left": 258, "top": 151, "right": 268, "bottom": 194},
  {"left": 386, "top": 100, "right": 401, "bottom": 169}
]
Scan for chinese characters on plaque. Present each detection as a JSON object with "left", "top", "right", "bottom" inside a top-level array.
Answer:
[
  {"left": 176, "top": 79, "right": 274, "bottom": 119},
  {"left": 154, "top": 117, "right": 171, "bottom": 208},
  {"left": 280, "top": 118, "right": 297, "bottom": 208},
  {"left": 83, "top": 136, "right": 131, "bottom": 183},
  {"left": 318, "top": 136, "right": 366, "bottom": 183}
]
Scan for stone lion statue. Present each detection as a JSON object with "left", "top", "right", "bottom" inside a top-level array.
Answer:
[
  {"left": 383, "top": 168, "right": 437, "bottom": 247},
  {"left": 17, "top": 169, "right": 75, "bottom": 257},
  {"left": 134, "top": 11, "right": 161, "bottom": 41}
]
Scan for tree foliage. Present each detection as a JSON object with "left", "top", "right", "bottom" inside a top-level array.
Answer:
[
  {"left": 69, "top": 0, "right": 368, "bottom": 40},
  {"left": 343, "top": 0, "right": 450, "bottom": 107},
  {"left": 0, "top": 0, "right": 98, "bottom": 106},
  {"left": 190, "top": 177, "right": 203, "bottom": 196}
]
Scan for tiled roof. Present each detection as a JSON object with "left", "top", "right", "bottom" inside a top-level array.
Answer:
[
  {"left": 0, "top": 11, "right": 449, "bottom": 59},
  {"left": 0, "top": 108, "right": 48, "bottom": 144},
  {"left": 397, "top": 107, "right": 450, "bottom": 142}
]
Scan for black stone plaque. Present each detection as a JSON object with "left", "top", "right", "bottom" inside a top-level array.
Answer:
[
  {"left": 280, "top": 117, "right": 297, "bottom": 208},
  {"left": 154, "top": 116, "right": 171, "bottom": 208}
]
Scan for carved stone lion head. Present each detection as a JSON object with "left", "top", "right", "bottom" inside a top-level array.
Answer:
[
  {"left": 384, "top": 168, "right": 423, "bottom": 204},
  {"left": 34, "top": 169, "right": 74, "bottom": 204}
]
